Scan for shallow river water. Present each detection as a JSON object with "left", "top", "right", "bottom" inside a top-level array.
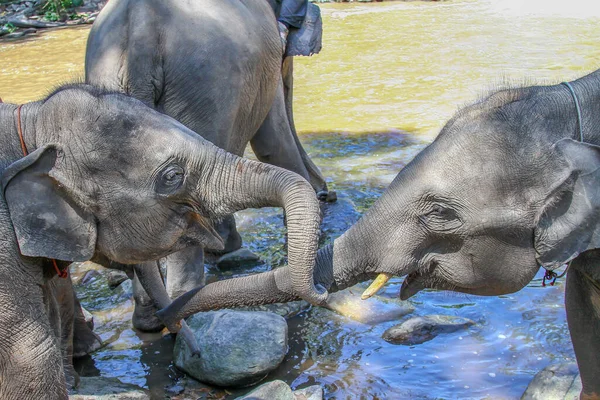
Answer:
[{"left": 1, "top": 0, "right": 600, "bottom": 399}]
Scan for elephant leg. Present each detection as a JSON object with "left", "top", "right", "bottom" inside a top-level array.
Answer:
[
  {"left": 565, "top": 255, "right": 600, "bottom": 399},
  {"left": 132, "top": 268, "right": 165, "bottom": 332},
  {"left": 48, "top": 273, "right": 79, "bottom": 389},
  {"left": 133, "top": 261, "right": 201, "bottom": 355},
  {"left": 0, "top": 276, "right": 67, "bottom": 399},
  {"left": 72, "top": 290, "right": 102, "bottom": 358},
  {"left": 282, "top": 57, "right": 331, "bottom": 199},
  {"left": 165, "top": 246, "right": 206, "bottom": 299},
  {"left": 251, "top": 77, "right": 313, "bottom": 185}
]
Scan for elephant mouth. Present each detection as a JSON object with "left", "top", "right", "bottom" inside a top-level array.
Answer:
[
  {"left": 398, "top": 261, "right": 440, "bottom": 300},
  {"left": 399, "top": 271, "right": 426, "bottom": 300}
]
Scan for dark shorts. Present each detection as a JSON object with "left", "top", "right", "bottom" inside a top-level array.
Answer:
[{"left": 278, "top": 0, "right": 309, "bottom": 29}]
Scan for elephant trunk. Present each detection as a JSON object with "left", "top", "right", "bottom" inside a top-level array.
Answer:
[
  {"left": 194, "top": 144, "right": 325, "bottom": 306},
  {"left": 156, "top": 237, "right": 377, "bottom": 323}
]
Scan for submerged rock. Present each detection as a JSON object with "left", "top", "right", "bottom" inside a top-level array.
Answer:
[
  {"left": 521, "top": 363, "right": 582, "bottom": 400},
  {"left": 235, "top": 380, "right": 294, "bottom": 400},
  {"left": 235, "top": 381, "right": 324, "bottom": 400},
  {"left": 325, "top": 287, "right": 414, "bottom": 324},
  {"left": 69, "top": 376, "right": 149, "bottom": 399},
  {"left": 174, "top": 311, "right": 288, "bottom": 387},
  {"left": 293, "top": 385, "right": 324, "bottom": 400},
  {"left": 382, "top": 315, "right": 475, "bottom": 345},
  {"left": 79, "top": 269, "right": 102, "bottom": 285},
  {"left": 216, "top": 248, "right": 262, "bottom": 269}
]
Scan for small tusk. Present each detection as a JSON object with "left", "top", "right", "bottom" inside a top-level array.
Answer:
[{"left": 361, "top": 273, "right": 393, "bottom": 300}]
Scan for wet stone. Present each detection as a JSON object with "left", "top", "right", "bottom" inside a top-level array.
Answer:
[
  {"left": 293, "top": 385, "right": 324, "bottom": 400},
  {"left": 174, "top": 310, "right": 288, "bottom": 387},
  {"left": 164, "top": 382, "right": 185, "bottom": 396},
  {"left": 235, "top": 380, "right": 294, "bottom": 400},
  {"left": 79, "top": 269, "right": 102, "bottom": 285},
  {"left": 325, "top": 287, "right": 414, "bottom": 324},
  {"left": 169, "top": 378, "right": 228, "bottom": 400},
  {"left": 521, "top": 363, "right": 582, "bottom": 400},
  {"left": 69, "top": 376, "right": 150, "bottom": 399},
  {"left": 216, "top": 248, "right": 261, "bottom": 269},
  {"left": 382, "top": 315, "right": 475, "bottom": 345}
]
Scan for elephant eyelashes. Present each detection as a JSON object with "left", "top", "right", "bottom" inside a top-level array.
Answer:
[
  {"left": 419, "top": 204, "right": 462, "bottom": 233},
  {"left": 156, "top": 164, "right": 185, "bottom": 194}
]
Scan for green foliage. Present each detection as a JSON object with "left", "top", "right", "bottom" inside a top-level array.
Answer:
[
  {"left": 41, "top": 0, "right": 83, "bottom": 21},
  {"left": 1, "top": 22, "right": 16, "bottom": 33}
]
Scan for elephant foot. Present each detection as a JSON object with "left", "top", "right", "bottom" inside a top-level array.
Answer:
[
  {"left": 73, "top": 325, "right": 103, "bottom": 358},
  {"left": 73, "top": 304, "right": 102, "bottom": 358},
  {"left": 132, "top": 301, "right": 165, "bottom": 333},
  {"left": 215, "top": 248, "right": 261, "bottom": 270}
]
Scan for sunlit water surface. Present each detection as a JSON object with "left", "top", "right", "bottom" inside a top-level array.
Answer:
[{"left": 1, "top": 0, "right": 599, "bottom": 398}]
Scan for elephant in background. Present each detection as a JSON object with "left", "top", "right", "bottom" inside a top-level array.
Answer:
[
  {"left": 159, "top": 70, "right": 600, "bottom": 399},
  {"left": 85, "top": 0, "right": 332, "bottom": 331},
  {"left": 0, "top": 84, "right": 323, "bottom": 399}
]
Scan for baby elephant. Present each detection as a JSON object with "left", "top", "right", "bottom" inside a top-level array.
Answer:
[
  {"left": 160, "top": 70, "right": 600, "bottom": 399},
  {"left": 0, "top": 84, "right": 323, "bottom": 399}
]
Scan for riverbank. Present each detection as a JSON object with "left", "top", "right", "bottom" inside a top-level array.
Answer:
[
  {"left": 0, "top": 0, "right": 444, "bottom": 40},
  {"left": 0, "top": 0, "right": 105, "bottom": 39}
]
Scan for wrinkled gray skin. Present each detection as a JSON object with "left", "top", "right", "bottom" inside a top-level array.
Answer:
[
  {"left": 84, "top": 0, "right": 330, "bottom": 331},
  {"left": 160, "top": 71, "right": 600, "bottom": 399},
  {"left": 0, "top": 85, "right": 322, "bottom": 399}
]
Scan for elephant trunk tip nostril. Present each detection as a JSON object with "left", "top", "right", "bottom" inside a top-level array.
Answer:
[
  {"left": 317, "top": 190, "right": 337, "bottom": 203},
  {"left": 300, "top": 284, "right": 329, "bottom": 306}
]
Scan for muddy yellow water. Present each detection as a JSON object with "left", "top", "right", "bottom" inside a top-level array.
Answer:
[
  {"left": 2, "top": 1, "right": 600, "bottom": 399},
  {"left": 2, "top": 0, "right": 599, "bottom": 139}
]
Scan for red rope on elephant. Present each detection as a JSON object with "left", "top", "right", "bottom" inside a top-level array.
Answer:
[
  {"left": 52, "top": 259, "right": 68, "bottom": 279},
  {"left": 0, "top": 96, "right": 3, "bottom": 103},
  {"left": 16, "top": 105, "right": 29, "bottom": 156},
  {"left": 16, "top": 104, "right": 67, "bottom": 279}
]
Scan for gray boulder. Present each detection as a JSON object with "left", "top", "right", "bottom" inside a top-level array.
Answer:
[
  {"left": 235, "top": 380, "right": 294, "bottom": 400},
  {"left": 69, "top": 376, "right": 149, "bottom": 400},
  {"left": 293, "top": 385, "right": 324, "bottom": 400},
  {"left": 216, "top": 248, "right": 261, "bottom": 269},
  {"left": 325, "top": 287, "right": 414, "bottom": 324},
  {"left": 521, "top": 363, "right": 582, "bottom": 400},
  {"left": 174, "top": 311, "right": 288, "bottom": 387},
  {"left": 235, "top": 381, "right": 324, "bottom": 400},
  {"left": 383, "top": 315, "right": 475, "bottom": 345}
]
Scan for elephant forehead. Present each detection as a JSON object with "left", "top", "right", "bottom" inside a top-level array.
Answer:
[{"left": 417, "top": 142, "right": 543, "bottom": 210}]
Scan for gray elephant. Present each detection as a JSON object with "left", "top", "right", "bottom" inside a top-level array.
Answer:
[
  {"left": 0, "top": 84, "right": 323, "bottom": 399},
  {"left": 159, "top": 71, "right": 600, "bottom": 399},
  {"left": 85, "top": 0, "right": 331, "bottom": 331}
]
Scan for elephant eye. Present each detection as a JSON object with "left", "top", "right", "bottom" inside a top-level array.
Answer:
[
  {"left": 156, "top": 164, "right": 185, "bottom": 194},
  {"left": 420, "top": 204, "right": 462, "bottom": 232}
]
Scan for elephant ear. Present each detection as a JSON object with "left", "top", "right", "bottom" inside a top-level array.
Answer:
[
  {"left": 1, "top": 144, "right": 97, "bottom": 262},
  {"left": 534, "top": 139, "right": 600, "bottom": 269}
]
